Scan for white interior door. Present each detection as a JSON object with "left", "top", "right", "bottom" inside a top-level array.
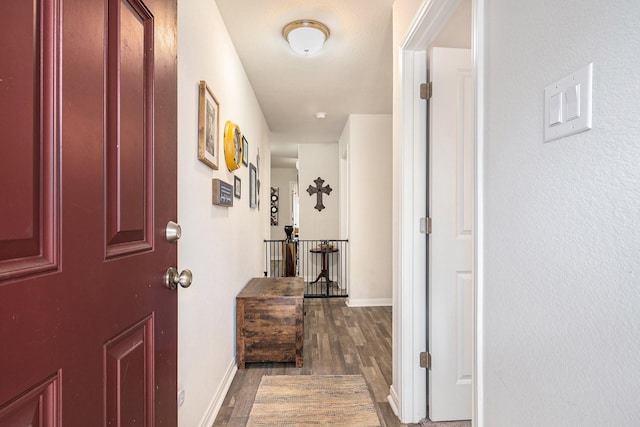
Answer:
[{"left": 428, "top": 47, "right": 473, "bottom": 422}]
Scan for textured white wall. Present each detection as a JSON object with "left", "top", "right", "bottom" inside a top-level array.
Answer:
[
  {"left": 298, "top": 144, "right": 340, "bottom": 240},
  {"left": 270, "top": 167, "right": 297, "bottom": 239},
  {"left": 483, "top": 0, "right": 640, "bottom": 425},
  {"left": 427, "top": 0, "right": 471, "bottom": 50},
  {"left": 341, "top": 114, "right": 393, "bottom": 305},
  {"left": 177, "top": 1, "right": 271, "bottom": 425},
  {"left": 339, "top": 122, "right": 350, "bottom": 241}
]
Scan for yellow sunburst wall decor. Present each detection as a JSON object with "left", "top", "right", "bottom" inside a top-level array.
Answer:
[{"left": 223, "top": 120, "right": 243, "bottom": 171}]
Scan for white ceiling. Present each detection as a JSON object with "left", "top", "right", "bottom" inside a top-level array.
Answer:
[{"left": 215, "top": 0, "right": 395, "bottom": 168}]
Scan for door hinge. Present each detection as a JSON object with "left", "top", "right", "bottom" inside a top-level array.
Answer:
[
  {"left": 420, "top": 217, "right": 432, "bottom": 235},
  {"left": 420, "top": 352, "right": 432, "bottom": 369},
  {"left": 420, "top": 82, "right": 432, "bottom": 100}
]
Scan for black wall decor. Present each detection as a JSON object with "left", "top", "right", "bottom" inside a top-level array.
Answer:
[
  {"left": 307, "top": 177, "right": 332, "bottom": 212},
  {"left": 270, "top": 187, "right": 279, "bottom": 225}
]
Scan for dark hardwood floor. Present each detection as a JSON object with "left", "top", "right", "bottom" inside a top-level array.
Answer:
[{"left": 213, "top": 298, "right": 418, "bottom": 427}]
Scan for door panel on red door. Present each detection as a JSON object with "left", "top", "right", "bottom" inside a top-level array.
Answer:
[
  {"left": 104, "top": 316, "right": 154, "bottom": 426},
  {"left": 0, "top": 0, "right": 59, "bottom": 281},
  {"left": 106, "top": 0, "right": 155, "bottom": 256},
  {"left": 0, "top": 373, "right": 61, "bottom": 427}
]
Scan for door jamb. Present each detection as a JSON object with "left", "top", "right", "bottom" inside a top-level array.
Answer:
[{"left": 393, "top": 0, "right": 485, "bottom": 424}]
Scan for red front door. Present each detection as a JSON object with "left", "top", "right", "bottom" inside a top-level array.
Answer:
[{"left": 0, "top": 0, "right": 178, "bottom": 425}]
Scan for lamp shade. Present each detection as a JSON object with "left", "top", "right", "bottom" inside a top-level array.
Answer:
[{"left": 283, "top": 20, "right": 330, "bottom": 56}]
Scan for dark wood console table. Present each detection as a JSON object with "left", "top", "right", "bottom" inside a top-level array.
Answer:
[{"left": 236, "top": 277, "right": 304, "bottom": 368}]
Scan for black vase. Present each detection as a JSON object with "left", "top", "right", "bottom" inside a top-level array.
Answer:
[{"left": 284, "top": 225, "right": 294, "bottom": 240}]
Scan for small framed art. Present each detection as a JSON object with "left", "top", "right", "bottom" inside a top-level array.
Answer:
[
  {"left": 249, "top": 163, "right": 257, "bottom": 208},
  {"left": 270, "top": 187, "right": 279, "bottom": 225},
  {"left": 212, "top": 179, "right": 233, "bottom": 207},
  {"left": 242, "top": 136, "right": 249, "bottom": 166},
  {"left": 198, "top": 81, "right": 219, "bottom": 169},
  {"left": 234, "top": 176, "right": 241, "bottom": 199}
]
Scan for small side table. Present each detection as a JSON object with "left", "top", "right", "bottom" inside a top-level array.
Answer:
[{"left": 309, "top": 247, "right": 339, "bottom": 295}]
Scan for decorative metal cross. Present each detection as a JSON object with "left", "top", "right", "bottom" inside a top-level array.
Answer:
[{"left": 306, "top": 177, "right": 332, "bottom": 212}]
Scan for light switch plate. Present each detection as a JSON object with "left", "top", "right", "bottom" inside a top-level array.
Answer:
[{"left": 544, "top": 63, "right": 592, "bottom": 143}]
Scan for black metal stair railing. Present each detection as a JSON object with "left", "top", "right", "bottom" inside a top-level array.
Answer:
[{"left": 263, "top": 239, "right": 349, "bottom": 298}]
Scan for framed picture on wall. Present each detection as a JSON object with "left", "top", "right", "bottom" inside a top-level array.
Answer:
[
  {"left": 234, "top": 176, "right": 241, "bottom": 199},
  {"left": 270, "top": 187, "right": 279, "bottom": 225},
  {"left": 197, "top": 80, "right": 219, "bottom": 169},
  {"left": 242, "top": 136, "right": 249, "bottom": 166},
  {"left": 249, "top": 163, "right": 257, "bottom": 208},
  {"left": 256, "top": 149, "right": 261, "bottom": 210}
]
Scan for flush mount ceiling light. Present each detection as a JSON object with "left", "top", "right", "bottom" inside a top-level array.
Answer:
[{"left": 283, "top": 20, "right": 330, "bottom": 56}]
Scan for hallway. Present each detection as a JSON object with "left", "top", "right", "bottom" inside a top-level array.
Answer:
[{"left": 213, "top": 298, "right": 416, "bottom": 426}]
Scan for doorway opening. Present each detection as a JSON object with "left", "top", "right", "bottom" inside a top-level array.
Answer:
[{"left": 394, "top": 0, "right": 485, "bottom": 424}]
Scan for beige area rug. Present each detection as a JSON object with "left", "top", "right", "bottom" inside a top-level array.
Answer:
[
  {"left": 247, "top": 375, "right": 380, "bottom": 427},
  {"left": 420, "top": 418, "right": 471, "bottom": 427}
]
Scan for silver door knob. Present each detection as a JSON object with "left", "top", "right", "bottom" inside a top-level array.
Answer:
[
  {"left": 166, "top": 221, "right": 182, "bottom": 243},
  {"left": 165, "top": 267, "right": 193, "bottom": 290}
]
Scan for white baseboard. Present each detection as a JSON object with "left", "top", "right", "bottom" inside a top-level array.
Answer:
[
  {"left": 388, "top": 385, "right": 400, "bottom": 418},
  {"left": 346, "top": 298, "right": 392, "bottom": 307},
  {"left": 198, "top": 358, "right": 238, "bottom": 427}
]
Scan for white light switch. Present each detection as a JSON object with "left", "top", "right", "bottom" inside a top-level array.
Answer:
[
  {"left": 565, "top": 83, "right": 580, "bottom": 121},
  {"left": 544, "top": 63, "right": 593, "bottom": 143},
  {"left": 549, "top": 92, "right": 563, "bottom": 126}
]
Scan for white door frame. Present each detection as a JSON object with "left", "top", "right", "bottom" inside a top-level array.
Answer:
[{"left": 392, "top": 0, "right": 485, "bottom": 424}]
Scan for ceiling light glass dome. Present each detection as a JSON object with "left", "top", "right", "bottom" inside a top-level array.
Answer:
[{"left": 283, "top": 20, "right": 330, "bottom": 56}]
